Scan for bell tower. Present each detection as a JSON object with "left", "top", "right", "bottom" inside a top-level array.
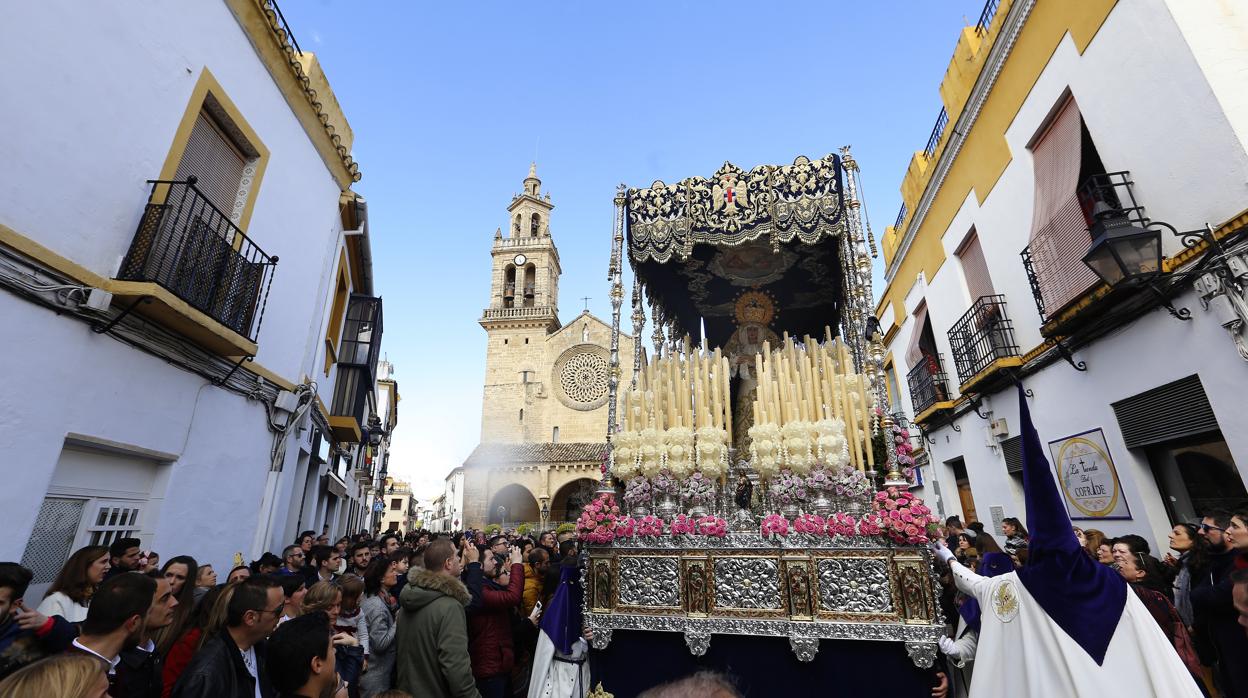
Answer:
[{"left": 479, "top": 164, "right": 562, "bottom": 442}]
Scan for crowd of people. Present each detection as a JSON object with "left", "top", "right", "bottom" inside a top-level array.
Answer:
[
  {"left": 0, "top": 526, "right": 587, "bottom": 698},
  {"left": 935, "top": 509, "right": 1248, "bottom": 698}
]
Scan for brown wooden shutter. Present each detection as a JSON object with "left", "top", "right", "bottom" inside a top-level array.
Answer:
[
  {"left": 956, "top": 231, "right": 995, "bottom": 302},
  {"left": 1027, "top": 98, "right": 1099, "bottom": 313},
  {"left": 174, "top": 111, "right": 246, "bottom": 216}
]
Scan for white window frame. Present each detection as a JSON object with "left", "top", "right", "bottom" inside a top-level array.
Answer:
[{"left": 76, "top": 498, "right": 144, "bottom": 548}]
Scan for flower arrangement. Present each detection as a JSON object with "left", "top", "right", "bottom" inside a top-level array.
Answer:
[
  {"left": 612, "top": 517, "right": 638, "bottom": 539},
  {"left": 611, "top": 430, "right": 641, "bottom": 480},
  {"left": 856, "top": 511, "right": 884, "bottom": 536},
  {"left": 664, "top": 427, "right": 696, "bottom": 479},
  {"left": 760, "top": 513, "right": 790, "bottom": 537},
  {"left": 813, "top": 418, "right": 850, "bottom": 468},
  {"left": 695, "top": 515, "right": 728, "bottom": 537},
  {"left": 748, "top": 422, "right": 782, "bottom": 480},
  {"left": 638, "top": 427, "right": 664, "bottom": 478},
  {"left": 805, "top": 467, "right": 834, "bottom": 493},
  {"left": 623, "top": 476, "right": 652, "bottom": 509},
  {"left": 781, "top": 421, "right": 814, "bottom": 474},
  {"left": 576, "top": 493, "right": 621, "bottom": 544},
  {"left": 635, "top": 515, "right": 666, "bottom": 537},
  {"left": 651, "top": 470, "right": 679, "bottom": 496},
  {"left": 893, "top": 422, "right": 917, "bottom": 483},
  {"left": 792, "top": 513, "right": 826, "bottom": 535},
  {"left": 873, "top": 487, "right": 937, "bottom": 545},
  {"left": 681, "top": 471, "right": 717, "bottom": 504},
  {"left": 694, "top": 426, "right": 729, "bottom": 480},
  {"left": 825, "top": 512, "right": 858, "bottom": 537},
  {"left": 832, "top": 464, "right": 872, "bottom": 500},
  {"left": 771, "top": 469, "right": 808, "bottom": 506},
  {"left": 670, "top": 513, "right": 697, "bottom": 535}
]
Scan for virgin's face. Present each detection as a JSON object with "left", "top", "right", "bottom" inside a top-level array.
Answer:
[
  {"left": 88, "top": 554, "right": 111, "bottom": 585},
  {"left": 165, "top": 563, "right": 189, "bottom": 596}
]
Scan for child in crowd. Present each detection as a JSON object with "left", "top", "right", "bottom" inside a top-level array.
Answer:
[{"left": 335, "top": 576, "right": 370, "bottom": 697}]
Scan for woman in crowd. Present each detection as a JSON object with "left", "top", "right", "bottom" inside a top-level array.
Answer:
[
  {"left": 192, "top": 564, "right": 217, "bottom": 605},
  {"left": 1165, "top": 523, "right": 1208, "bottom": 629},
  {"left": 161, "top": 584, "right": 230, "bottom": 698},
  {"left": 153, "top": 555, "right": 199, "bottom": 657},
  {"left": 1001, "top": 517, "right": 1030, "bottom": 560},
  {"left": 360, "top": 558, "right": 400, "bottom": 697},
  {"left": 37, "top": 545, "right": 109, "bottom": 623},
  {"left": 303, "top": 581, "right": 360, "bottom": 690},
  {"left": 0, "top": 653, "right": 108, "bottom": 698},
  {"left": 1116, "top": 552, "right": 1204, "bottom": 684},
  {"left": 1225, "top": 510, "right": 1248, "bottom": 568},
  {"left": 275, "top": 574, "right": 307, "bottom": 625},
  {"left": 226, "top": 565, "right": 251, "bottom": 584},
  {"left": 1083, "top": 528, "right": 1108, "bottom": 560},
  {"left": 953, "top": 533, "right": 979, "bottom": 570}
]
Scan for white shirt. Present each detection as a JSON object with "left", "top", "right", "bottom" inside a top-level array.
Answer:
[
  {"left": 72, "top": 638, "right": 119, "bottom": 675},
  {"left": 239, "top": 645, "right": 262, "bottom": 698},
  {"left": 37, "top": 592, "right": 89, "bottom": 624}
]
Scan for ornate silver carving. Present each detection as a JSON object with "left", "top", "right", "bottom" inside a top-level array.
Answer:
[
  {"left": 618, "top": 557, "right": 680, "bottom": 607},
  {"left": 584, "top": 612, "right": 944, "bottom": 645},
  {"left": 817, "top": 558, "right": 892, "bottom": 613},
  {"left": 604, "top": 532, "right": 889, "bottom": 551},
  {"left": 589, "top": 628, "right": 613, "bottom": 651},
  {"left": 714, "top": 558, "right": 781, "bottom": 609},
  {"left": 905, "top": 641, "right": 938, "bottom": 669},
  {"left": 789, "top": 636, "right": 820, "bottom": 662},
  {"left": 684, "top": 632, "right": 711, "bottom": 657}
]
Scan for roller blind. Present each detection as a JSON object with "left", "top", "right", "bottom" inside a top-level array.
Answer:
[
  {"left": 174, "top": 111, "right": 246, "bottom": 216},
  {"left": 905, "top": 303, "right": 930, "bottom": 367},
  {"left": 1112, "top": 375, "right": 1219, "bottom": 449},
  {"left": 1027, "top": 98, "right": 1099, "bottom": 314},
  {"left": 957, "top": 231, "right": 995, "bottom": 303}
]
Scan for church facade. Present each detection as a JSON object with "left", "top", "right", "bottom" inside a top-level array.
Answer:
[{"left": 461, "top": 166, "right": 635, "bottom": 529}]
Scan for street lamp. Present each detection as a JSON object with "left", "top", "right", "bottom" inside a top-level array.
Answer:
[
  {"left": 540, "top": 499, "right": 550, "bottom": 528},
  {"left": 1082, "top": 202, "right": 1162, "bottom": 287}
]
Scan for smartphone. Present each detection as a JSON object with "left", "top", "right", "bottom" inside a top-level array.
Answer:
[{"left": 533, "top": 601, "right": 543, "bottom": 614}]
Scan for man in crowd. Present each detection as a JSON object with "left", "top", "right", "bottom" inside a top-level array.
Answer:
[
  {"left": 267, "top": 612, "right": 343, "bottom": 698},
  {"left": 943, "top": 516, "right": 963, "bottom": 550},
  {"left": 468, "top": 545, "right": 524, "bottom": 697},
  {"left": 522, "top": 548, "right": 549, "bottom": 617},
  {"left": 278, "top": 545, "right": 305, "bottom": 577},
  {"left": 396, "top": 538, "right": 478, "bottom": 698},
  {"left": 71, "top": 572, "right": 157, "bottom": 688},
  {"left": 172, "top": 576, "right": 282, "bottom": 698},
  {"left": 105, "top": 538, "right": 144, "bottom": 580},
  {"left": 347, "top": 542, "right": 371, "bottom": 577},
  {"left": 1191, "top": 509, "right": 1248, "bottom": 696},
  {"left": 114, "top": 573, "right": 177, "bottom": 697},
  {"left": 380, "top": 533, "right": 401, "bottom": 556},
  {"left": 0, "top": 563, "right": 77, "bottom": 680},
  {"left": 306, "top": 546, "right": 340, "bottom": 586}
]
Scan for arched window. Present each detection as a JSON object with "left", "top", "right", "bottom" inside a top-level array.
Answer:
[
  {"left": 513, "top": 214, "right": 521, "bottom": 236},
  {"left": 523, "top": 264, "right": 536, "bottom": 307},
  {"left": 503, "top": 265, "right": 517, "bottom": 308},
  {"left": 552, "top": 426, "right": 560, "bottom": 442},
  {"left": 531, "top": 213, "right": 541, "bottom": 237},
  {"left": 519, "top": 408, "right": 524, "bottom": 422}
]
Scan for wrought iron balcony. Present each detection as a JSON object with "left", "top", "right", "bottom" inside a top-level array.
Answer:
[
  {"left": 907, "top": 354, "right": 951, "bottom": 416},
  {"left": 118, "top": 178, "right": 277, "bottom": 343},
  {"left": 948, "top": 294, "right": 1020, "bottom": 385},
  {"left": 330, "top": 295, "right": 383, "bottom": 442}
]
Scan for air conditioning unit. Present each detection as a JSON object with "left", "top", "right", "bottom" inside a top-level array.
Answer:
[{"left": 990, "top": 418, "right": 1009, "bottom": 440}]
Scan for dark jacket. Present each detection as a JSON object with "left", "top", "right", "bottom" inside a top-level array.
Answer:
[
  {"left": 0, "top": 614, "right": 77, "bottom": 680},
  {"left": 1190, "top": 549, "right": 1248, "bottom": 697},
  {"left": 467, "top": 564, "right": 524, "bottom": 680},
  {"left": 170, "top": 629, "right": 273, "bottom": 698},
  {"left": 395, "top": 569, "right": 479, "bottom": 698},
  {"left": 113, "top": 643, "right": 162, "bottom": 698}
]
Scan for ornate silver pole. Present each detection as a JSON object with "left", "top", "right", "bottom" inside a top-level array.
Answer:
[
  {"left": 651, "top": 304, "right": 666, "bottom": 361},
  {"left": 602, "top": 184, "right": 628, "bottom": 493}
]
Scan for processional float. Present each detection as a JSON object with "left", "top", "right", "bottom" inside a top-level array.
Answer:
[{"left": 582, "top": 149, "right": 945, "bottom": 677}]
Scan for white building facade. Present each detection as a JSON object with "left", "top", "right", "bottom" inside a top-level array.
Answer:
[
  {"left": 0, "top": 0, "right": 386, "bottom": 580},
  {"left": 877, "top": 0, "right": 1248, "bottom": 553}
]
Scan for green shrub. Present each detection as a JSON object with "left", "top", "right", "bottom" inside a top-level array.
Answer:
[
  {"left": 484, "top": 523, "right": 501, "bottom": 535},
  {"left": 516, "top": 523, "right": 533, "bottom": 536},
  {"left": 556, "top": 522, "right": 576, "bottom": 534}
]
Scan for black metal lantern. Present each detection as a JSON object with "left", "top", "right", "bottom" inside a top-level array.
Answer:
[{"left": 1082, "top": 202, "right": 1163, "bottom": 286}]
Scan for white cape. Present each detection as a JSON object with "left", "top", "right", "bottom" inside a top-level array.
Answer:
[
  {"left": 950, "top": 560, "right": 1201, "bottom": 697},
  {"left": 527, "top": 634, "right": 590, "bottom": 698}
]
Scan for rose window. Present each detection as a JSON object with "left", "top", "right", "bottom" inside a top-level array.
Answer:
[{"left": 555, "top": 347, "right": 610, "bottom": 410}]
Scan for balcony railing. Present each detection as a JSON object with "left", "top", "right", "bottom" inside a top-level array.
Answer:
[
  {"left": 894, "top": 203, "right": 908, "bottom": 231},
  {"left": 1020, "top": 171, "right": 1146, "bottom": 324},
  {"left": 948, "top": 294, "right": 1020, "bottom": 384},
  {"left": 975, "top": 0, "right": 1001, "bottom": 36},
  {"left": 482, "top": 306, "right": 553, "bottom": 321},
  {"left": 924, "top": 108, "right": 949, "bottom": 160},
  {"left": 119, "top": 178, "right": 277, "bottom": 343},
  {"left": 907, "top": 354, "right": 951, "bottom": 415}
]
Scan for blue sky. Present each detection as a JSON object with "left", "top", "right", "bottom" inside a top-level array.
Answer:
[{"left": 283, "top": 0, "right": 987, "bottom": 500}]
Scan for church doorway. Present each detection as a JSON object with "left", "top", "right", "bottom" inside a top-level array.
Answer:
[
  {"left": 488, "top": 484, "right": 539, "bottom": 527},
  {"left": 551, "top": 478, "right": 600, "bottom": 523}
]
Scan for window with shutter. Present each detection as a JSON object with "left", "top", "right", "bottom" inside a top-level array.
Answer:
[
  {"left": 174, "top": 111, "right": 247, "bottom": 216},
  {"left": 956, "top": 230, "right": 995, "bottom": 303},
  {"left": 1027, "top": 97, "right": 1101, "bottom": 314}
]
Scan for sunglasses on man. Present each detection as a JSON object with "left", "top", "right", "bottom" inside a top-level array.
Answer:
[{"left": 1200, "top": 523, "right": 1226, "bottom": 533}]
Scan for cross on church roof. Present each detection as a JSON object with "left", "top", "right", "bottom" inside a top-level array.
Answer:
[{"left": 581, "top": 296, "right": 592, "bottom": 311}]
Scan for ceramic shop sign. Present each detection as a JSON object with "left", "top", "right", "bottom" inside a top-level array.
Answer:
[{"left": 1047, "top": 428, "right": 1131, "bottom": 520}]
